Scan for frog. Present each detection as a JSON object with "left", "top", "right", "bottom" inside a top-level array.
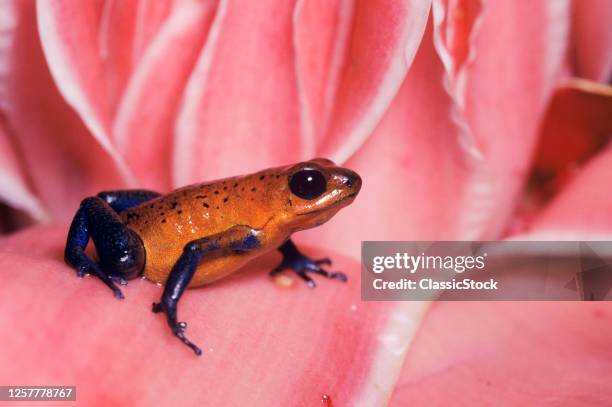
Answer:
[{"left": 64, "top": 158, "right": 361, "bottom": 355}]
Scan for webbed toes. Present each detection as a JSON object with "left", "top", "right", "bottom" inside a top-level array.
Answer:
[
  {"left": 330, "top": 271, "right": 347, "bottom": 282},
  {"left": 271, "top": 254, "right": 347, "bottom": 287}
]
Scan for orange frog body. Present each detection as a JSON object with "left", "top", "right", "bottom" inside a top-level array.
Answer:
[
  {"left": 122, "top": 159, "right": 359, "bottom": 287},
  {"left": 64, "top": 158, "right": 361, "bottom": 355}
]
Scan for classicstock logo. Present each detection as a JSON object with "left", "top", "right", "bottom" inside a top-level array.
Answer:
[{"left": 361, "top": 241, "right": 612, "bottom": 301}]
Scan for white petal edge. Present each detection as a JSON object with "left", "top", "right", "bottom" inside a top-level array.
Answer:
[{"left": 36, "top": 0, "right": 138, "bottom": 186}]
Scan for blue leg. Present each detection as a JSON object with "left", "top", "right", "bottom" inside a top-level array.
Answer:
[
  {"left": 64, "top": 197, "right": 146, "bottom": 299},
  {"left": 152, "top": 225, "right": 261, "bottom": 356},
  {"left": 97, "top": 189, "right": 161, "bottom": 213},
  {"left": 270, "top": 239, "right": 347, "bottom": 288}
]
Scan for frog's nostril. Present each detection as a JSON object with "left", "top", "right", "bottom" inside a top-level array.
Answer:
[{"left": 337, "top": 170, "right": 361, "bottom": 191}]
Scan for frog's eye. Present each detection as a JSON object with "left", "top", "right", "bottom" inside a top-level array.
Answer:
[{"left": 289, "top": 169, "right": 327, "bottom": 200}]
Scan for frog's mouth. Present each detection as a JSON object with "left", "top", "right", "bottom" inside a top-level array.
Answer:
[{"left": 298, "top": 192, "right": 358, "bottom": 217}]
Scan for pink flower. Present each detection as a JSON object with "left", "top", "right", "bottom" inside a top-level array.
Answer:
[{"left": 1, "top": 0, "right": 611, "bottom": 405}]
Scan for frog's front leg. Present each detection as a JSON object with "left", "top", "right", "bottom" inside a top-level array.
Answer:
[
  {"left": 152, "top": 225, "right": 261, "bottom": 356},
  {"left": 270, "top": 239, "right": 347, "bottom": 288}
]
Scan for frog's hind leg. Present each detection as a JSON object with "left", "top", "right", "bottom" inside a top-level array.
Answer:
[
  {"left": 64, "top": 197, "right": 146, "bottom": 299},
  {"left": 152, "top": 225, "right": 261, "bottom": 356},
  {"left": 270, "top": 239, "right": 347, "bottom": 288}
]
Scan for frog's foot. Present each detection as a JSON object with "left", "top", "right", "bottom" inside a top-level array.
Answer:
[
  {"left": 152, "top": 301, "right": 201, "bottom": 356},
  {"left": 271, "top": 240, "right": 347, "bottom": 288},
  {"left": 74, "top": 263, "right": 125, "bottom": 299}
]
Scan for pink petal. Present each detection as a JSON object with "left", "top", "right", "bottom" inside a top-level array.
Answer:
[
  {"left": 511, "top": 79, "right": 612, "bottom": 232},
  {"left": 391, "top": 85, "right": 612, "bottom": 407},
  {"left": 173, "top": 0, "right": 431, "bottom": 185},
  {"left": 528, "top": 143, "right": 612, "bottom": 239},
  {"left": 292, "top": 0, "right": 354, "bottom": 157},
  {"left": 100, "top": 1, "right": 173, "bottom": 87},
  {"left": 531, "top": 81, "right": 612, "bottom": 181},
  {"left": 0, "top": 117, "right": 46, "bottom": 221},
  {"left": 113, "top": 1, "right": 218, "bottom": 190},
  {"left": 36, "top": 0, "right": 173, "bottom": 134},
  {"left": 173, "top": 0, "right": 303, "bottom": 185},
  {"left": 0, "top": 225, "right": 428, "bottom": 406},
  {"left": 36, "top": 0, "right": 141, "bottom": 185},
  {"left": 571, "top": 0, "right": 612, "bottom": 83},
  {"left": 300, "top": 20, "right": 483, "bottom": 259},
  {"left": 433, "top": 0, "right": 571, "bottom": 238},
  {"left": 295, "top": 0, "right": 431, "bottom": 161},
  {"left": 432, "top": 0, "right": 483, "bottom": 105},
  {"left": 390, "top": 302, "right": 612, "bottom": 405},
  {"left": 1, "top": 0, "right": 129, "bottom": 220}
]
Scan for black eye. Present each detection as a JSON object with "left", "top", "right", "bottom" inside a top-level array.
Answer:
[{"left": 289, "top": 170, "right": 327, "bottom": 200}]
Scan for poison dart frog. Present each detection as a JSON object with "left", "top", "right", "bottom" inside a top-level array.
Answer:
[{"left": 64, "top": 158, "right": 361, "bottom": 355}]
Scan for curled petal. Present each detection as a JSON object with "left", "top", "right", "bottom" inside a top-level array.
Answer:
[
  {"left": 36, "top": 0, "right": 143, "bottom": 185},
  {"left": 439, "top": 0, "right": 571, "bottom": 238},
  {"left": 1, "top": 0, "right": 129, "bottom": 220},
  {"left": 113, "top": 0, "right": 219, "bottom": 190},
  {"left": 173, "top": 0, "right": 303, "bottom": 185},
  {"left": 300, "top": 20, "right": 479, "bottom": 258},
  {"left": 174, "top": 0, "right": 431, "bottom": 185},
  {"left": 295, "top": 0, "right": 431, "bottom": 162},
  {"left": 432, "top": 0, "right": 483, "bottom": 107},
  {"left": 292, "top": 0, "right": 354, "bottom": 158}
]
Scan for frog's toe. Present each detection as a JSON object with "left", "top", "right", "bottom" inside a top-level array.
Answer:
[
  {"left": 314, "top": 257, "right": 332, "bottom": 266},
  {"left": 74, "top": 263, "right": 125, "bottom": 299},
  {"left": 74, "top": 263, "right": 92, "bottom": 278},
  {"left": 309, "top": 265, "right": 348, "bottom": 282},
  {"left": 112, "top": 287, "right": 125, "bottom": 300},
  {"left": 100, "top": 274, "right": 125, "bottom": 299},
  {"left": 174, "top": 330, "right": 202, "bottom": 356},
  {"left": 269, "top": 263, "right": 287, "bottom": 276},
  {"left": 329, "top": 271, "right": 347, "bottom": 282},
  {"left": 294, "top": 270, "right": 317, "bottom": 288},
  {"left": 109, "top": 275, "right": 128, "bottom": 286}
]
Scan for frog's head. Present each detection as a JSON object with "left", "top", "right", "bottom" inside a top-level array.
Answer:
[{"left": 279, "top": 158, "right": 361, "bottom": 232}]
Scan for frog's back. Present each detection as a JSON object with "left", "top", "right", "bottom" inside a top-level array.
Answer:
[{"left": 122, "top": 172, "right": 287, "bottom": 286}]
